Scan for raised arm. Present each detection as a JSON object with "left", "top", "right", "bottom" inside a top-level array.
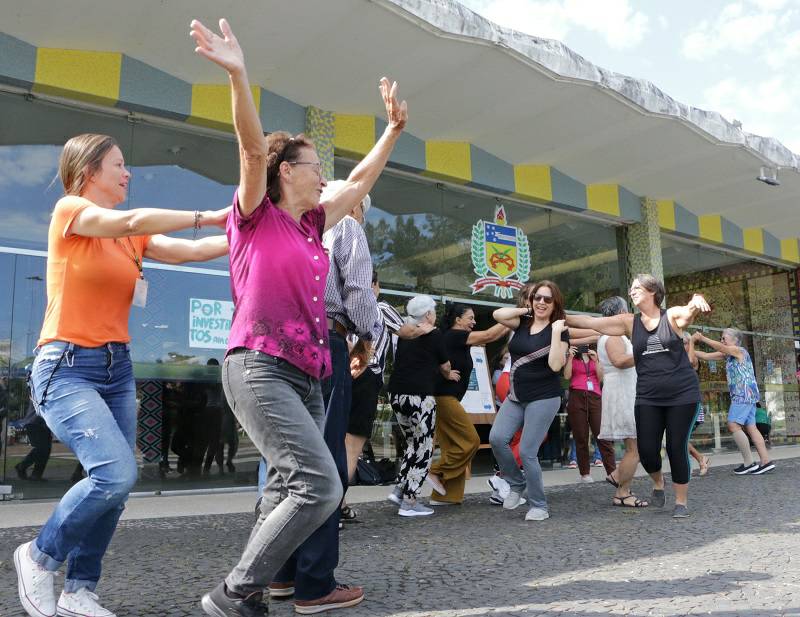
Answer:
[
  {"left": 466, "top": 323, "right": 509, "bottom": 346},
  {"left": 191, "top": 19, "right": 267, "bottom": 218},
  {"left": 548, "top": 320, "right": 569, "bottom": 372},
  {"left": 668, "top": 293, "right": 711, "bottom": 331},
  {"left": 588, "top": 349, "right": 603, "bottom": 382},
  {"left": 321, "top": 78, "right": 407, "bottom": 232},
  {"left": 493, "top": 306, "right": 528, "bottom": 330},
  {"left": 565, "top": 313, "right": 633, "bottom": 338},
  {"left": 563, "top": 347, "right": 575, "bottom": 379}
]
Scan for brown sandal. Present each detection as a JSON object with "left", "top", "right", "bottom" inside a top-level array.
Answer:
[{"left": 613, "top": 494, "right": 649, "bottom": 508}]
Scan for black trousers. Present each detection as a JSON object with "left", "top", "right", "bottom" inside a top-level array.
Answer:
[{"left": 635, "top": 403, "right": 699, "bottom": 484}]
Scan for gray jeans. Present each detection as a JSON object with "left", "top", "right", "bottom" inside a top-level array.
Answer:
[
  {"left": 222, "top": 350, "right": 343, "bottom": 595},
  {"left": 489, "top": 396, "right": 561, "bottom": 510}
]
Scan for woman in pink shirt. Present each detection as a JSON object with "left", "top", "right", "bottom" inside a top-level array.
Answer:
[
  {"left": 563, "top": 344, "right": 616, "bottom": 482},
  {"left": 190, "top": 19, "right": 407, "bottom": 617}
]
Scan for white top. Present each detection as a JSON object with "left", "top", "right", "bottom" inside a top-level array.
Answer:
[{"left": 597, "top": 334, "right": 638, "bottom": 440}]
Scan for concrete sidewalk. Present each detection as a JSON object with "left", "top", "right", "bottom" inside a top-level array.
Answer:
[{"left": 2, "top": 444, "right": 796, "bottom": 529}]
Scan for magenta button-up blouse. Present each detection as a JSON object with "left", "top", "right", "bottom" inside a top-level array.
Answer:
[{"left": 226, "top": 190, "right": 331, "bottom": 379}]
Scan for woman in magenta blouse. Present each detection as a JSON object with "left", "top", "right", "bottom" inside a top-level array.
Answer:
[{"left": 190, "top": 19, "right": 408, "bottom": 616}]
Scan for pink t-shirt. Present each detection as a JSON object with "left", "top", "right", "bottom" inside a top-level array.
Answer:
[
  {"left": 226, "top": 191, "right": 331, "bottom": 379},
  {"left": 569, "top": 356, "right": 602, "bottom": 395}
]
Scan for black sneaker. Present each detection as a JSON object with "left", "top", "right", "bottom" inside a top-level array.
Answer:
[
  {"left": 750, "top": 461, "right": 775, "bottom": 475},
  {"left": 733, "top": 462, "right": 759, "bottom": 475},
  {"left": 201, "top": 582, "right": 268, "bottom": 616}
]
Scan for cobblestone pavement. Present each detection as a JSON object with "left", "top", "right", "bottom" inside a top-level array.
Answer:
[{"left": 1, "top": 459, "right": 799, "bottom": 617}]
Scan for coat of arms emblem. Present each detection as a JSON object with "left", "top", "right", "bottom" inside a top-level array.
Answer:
[{"left": 470, "top": 205, "right": 530, "bottom": 299}]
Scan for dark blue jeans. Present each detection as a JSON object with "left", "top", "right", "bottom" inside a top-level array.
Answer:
[{"left": 271, "top": 330, "right": 351, "bottom": 600}]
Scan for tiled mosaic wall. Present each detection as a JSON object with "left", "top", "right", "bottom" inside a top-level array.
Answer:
[
  {"left": 305, "top": 106, "right": 335, "bottom": 182},
  {"left": 669, "top": 264, "right": 799, "bottom": 436},
  {"left": 623, "top": 198, "right": 664, "bottom": 289}
]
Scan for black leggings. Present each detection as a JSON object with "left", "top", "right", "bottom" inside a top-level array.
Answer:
[{"left": 634, "top": 403, "right": 699, "bottom": 484}]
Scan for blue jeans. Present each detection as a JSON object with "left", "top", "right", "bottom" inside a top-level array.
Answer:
[
  {"left": 28, "top": 341, "right": 138, "bottom": 592},
  {"left": 569, "top": 438, "right": 602, "bottom": 463},
  {"left": 224, "top": 349, "right": 342, "bottom": 595},
  {"left": 270, "top": 331, "right": 351, "bottom": 600}
]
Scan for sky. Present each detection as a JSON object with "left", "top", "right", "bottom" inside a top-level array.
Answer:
[{"left": 459, "top": 0, "right": 800, "bottom": 153}]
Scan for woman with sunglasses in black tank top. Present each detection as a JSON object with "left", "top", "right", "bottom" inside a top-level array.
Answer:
[{"left": 566, "top": 274, "right": 711, "bottom": 518}]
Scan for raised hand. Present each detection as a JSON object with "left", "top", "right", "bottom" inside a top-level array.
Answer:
[
  {"left": 551, "top": 319, "right": 567, "bottom": 335},
  {"left": 190, "top": 18, "right": 244, "bottom": 75},
  {"left": 568, "top": 346, "right": 578, "bottom": 357},
  {"left": 689, "top": 294, "right": 711, "bottom": 313},
  {"left": 379, "top": 77, "right": 408, "bottom": 132}
]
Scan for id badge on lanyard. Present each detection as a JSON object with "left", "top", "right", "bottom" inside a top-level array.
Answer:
[
  {"left": 132, "top": 276, "right": 148, "bottom": 307},
  {"left": 118, "top": 237, "right": 148, "bottom": 307}
]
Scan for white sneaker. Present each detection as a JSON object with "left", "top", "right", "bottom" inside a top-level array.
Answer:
[
  {"left": 387, "top": 486, "right": 403, "bottom": 506},
  {"left": 14, "top": 541, "right": 56, "bottom": 617},
  {"left": 398, "top": 501, "right": 434, "bottom": 517},
  {"left": 57, "top": 588, "right": 116, "bottom": 617},
  {"left": 525, "top": 507, "right": 550, "bottom": 521},
  {"left": 502, "top": 491, "right": 526, "bottom": 510},
  {"left": 578, "top": 475, "right": 594, "bottom": 483}
]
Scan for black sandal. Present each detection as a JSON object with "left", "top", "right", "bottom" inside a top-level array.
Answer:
[
  {"left": 613, "top": 494, "right": 649, "bottom": 508},
  {"left": 341, "top": 504, "right": 360, "bottom": 523},
  {"left": 605, "top": 474, "right": 619, "bottom": 488}
]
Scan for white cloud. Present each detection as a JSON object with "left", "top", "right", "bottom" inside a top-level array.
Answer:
[
  {"left": 472, "top": 0, "right": 650, "bottom": 50},
  {"left": 0, "top": 146, "right": 60, "bottom": 188},
  {"left": 682, "top": 3, "right": 777, "bottom": 59},
  {"left": 703, "top": 76, "right": 794, "bottom": 137},
  {"left": 746, "top": 0, "right": 789, "bottom": 9},
  {"left": 764, "top": 29, "right": 800, "bottom": 68}
]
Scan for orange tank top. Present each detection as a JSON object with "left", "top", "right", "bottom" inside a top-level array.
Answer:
[{"left": 38, "top": 196, "right": 150, "bottom": 348}]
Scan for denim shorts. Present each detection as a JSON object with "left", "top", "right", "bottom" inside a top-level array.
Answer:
[{"left": 728, "top": 402, "right": 756, "bottom": 426}]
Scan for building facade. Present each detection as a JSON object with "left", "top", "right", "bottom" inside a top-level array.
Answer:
[{"left": 1, "top": 0, "right": 799, "bottom": 498}]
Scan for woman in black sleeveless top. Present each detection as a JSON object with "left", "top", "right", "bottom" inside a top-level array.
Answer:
[{"left": 566, "top": 274, "right": 710, "bottom": 518}]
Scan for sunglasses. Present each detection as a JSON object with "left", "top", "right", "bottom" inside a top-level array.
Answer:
[{"left": 531, "top": 293, "right": 554, "bottom": 305}]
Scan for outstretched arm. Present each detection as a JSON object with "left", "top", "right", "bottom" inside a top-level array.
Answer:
[
  {"left": 692, "top": 331, "right": 743, "bottom": 360},
  {"left": 466, "top": 323, "right": 510, "bottom": 346},
  {"left": 69, "top": 204, "right": 230, "bottom": 239},
  {"left": 565, "top": 313, "right": 633, "bottom": 338},
  {"left": 144, "top": 234, "right": 229, "bottom": 265},
  {"left": 191, "top": 19, "right": 267, "bottom": 218},
  {"left": 321, "top": 78, "right": 407, "bottom": 232}
]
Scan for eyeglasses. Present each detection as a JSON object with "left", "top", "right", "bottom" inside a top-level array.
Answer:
[
  {"left": 531, "top": 294, "right": 554, "bottom": 305},
  {"left": 288, "top": 161, "right": 323, "bottom": 177}
]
